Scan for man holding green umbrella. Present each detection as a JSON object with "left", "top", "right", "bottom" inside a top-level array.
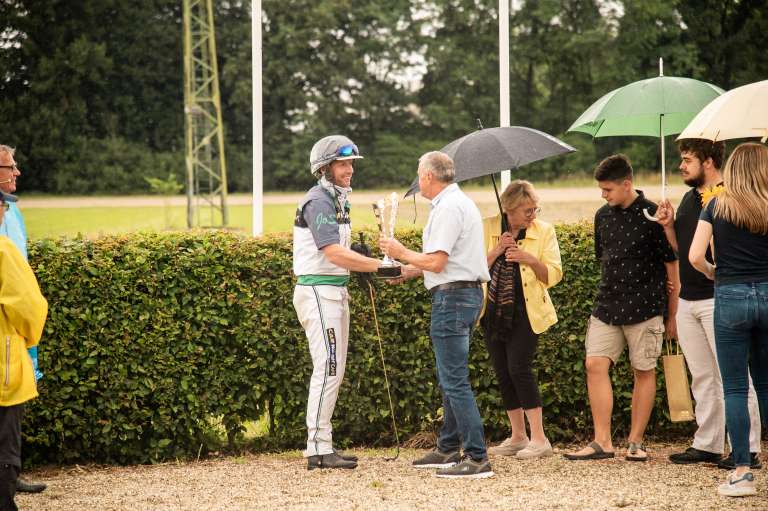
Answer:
[{"left": 657, "top": 140, "right": 762, "bottom": 469}]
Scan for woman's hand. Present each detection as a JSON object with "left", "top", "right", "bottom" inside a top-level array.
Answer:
[
  {"left": 490, "top": 232, "right": 517, "bottom": 258},
  {"left": 505, "top": 242, "right": 537, "bottom": 266}
]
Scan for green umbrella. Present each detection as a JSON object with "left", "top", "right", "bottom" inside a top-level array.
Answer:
[{"left": 568, "top": 59, "right": 724, "bottom": 219}]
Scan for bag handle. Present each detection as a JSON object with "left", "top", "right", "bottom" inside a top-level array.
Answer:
[{"left": 665, "top": 336, "right": 680, "bottom": 356}]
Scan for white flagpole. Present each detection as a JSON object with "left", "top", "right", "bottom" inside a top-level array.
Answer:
[
  {"left": 659, "top": 58, "right": 666, "bottom": 202},
  {"left": 499, "top": 0, "right": 510, "bottom": 190},
  {"left": 252, "top": 0, "right": 264, "bottom": 236}
]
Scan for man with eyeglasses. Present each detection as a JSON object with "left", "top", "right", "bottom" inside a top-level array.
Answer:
[
  {"left": 0, "top": 145, "right": 46, "bottom": 494},
  {"left": 293, "top": 135, "right": 385, "bottom": 470},
  {"left": 0, "top": 188, "right": 48, "bottom": 511}
]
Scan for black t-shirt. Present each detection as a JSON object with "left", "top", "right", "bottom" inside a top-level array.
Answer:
[
  {"left": 675, "top": 188, "right": 715, "bottom": 300},
  {"left": 700, "top": 199, "right": 768, "bottom": 285},
  {"left": 593, "top": 191, "right": 677, "bottom": 325}
]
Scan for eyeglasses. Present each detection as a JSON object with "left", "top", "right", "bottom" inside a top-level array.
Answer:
[
  {"left": 0, "top": 164, "right": 18, "bottom": 171},
  {"left": 0, "top": 202, "right": 9, "bottom": 211},
  {"left": 523, "top": 206, "right": 541, "bottom": 218}
]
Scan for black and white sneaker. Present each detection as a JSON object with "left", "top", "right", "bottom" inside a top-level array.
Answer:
[
  {"left": 412, "top": 449, "right": 461, "bottom": 469},
  {"left": 435, "top": 456, "right": 494, "bottom": 479}
]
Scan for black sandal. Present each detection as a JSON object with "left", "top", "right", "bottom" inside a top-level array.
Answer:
[
  {"left": 626, "top": 442, "right": 648, "bottom": 462},
  {"left": 564, "top": 441, "right": 615, "bottom": 461}
]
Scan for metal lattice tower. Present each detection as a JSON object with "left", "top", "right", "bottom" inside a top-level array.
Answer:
[{"left": 183, "top": 0, "right": 229, "bottom": 227}]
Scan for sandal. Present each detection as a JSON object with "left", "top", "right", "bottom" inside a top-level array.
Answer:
[
  {"left": 564, "top": 441, "right": 615, "bottom": 461},
  {"left": 626, "top": 442, "right": 648, "bottom": 462}
]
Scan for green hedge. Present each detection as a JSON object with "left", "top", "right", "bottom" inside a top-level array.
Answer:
[{"left": 24, "top": 224, "right": 691, "bottom": 465}]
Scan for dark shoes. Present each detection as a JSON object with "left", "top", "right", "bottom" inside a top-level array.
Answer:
[
  {"left": 669, "top": 447, "right": 722, "bottom": 465},
  {"left": 668, "top": 447, "right": 761, "bottom": 469},
  {"left": 307, "top": 452, "right": 357, "bottom": 470},
  {"left": 412, "top": 449, "right": 461, "bottom": 469},
  {"left": 16, "top": 478, "right": 47, "bottom": 493},
  {"left": 435, "top": 456, "right": 494, "bottom": 479},
  {"left": 717, "top": 452, "right": 762, "bottom": 470},
  {"left": 333, "top": 448, "right": 358, "bottom": 462}
]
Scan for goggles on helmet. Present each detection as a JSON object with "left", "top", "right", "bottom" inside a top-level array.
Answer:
[{"left": 317, "top": 143, "right": 359, "bottom": 162}]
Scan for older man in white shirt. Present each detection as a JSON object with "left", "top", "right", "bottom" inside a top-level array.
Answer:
[{"left": 380, "top": 151, "right": 492, "bottom": 479}]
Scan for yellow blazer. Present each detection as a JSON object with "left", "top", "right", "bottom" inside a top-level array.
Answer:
[
  {"left": 482, "top": 216, "right": 563, "bottom": 334},
  {"left": 0, "top": 236, "right": 48, "bottom": 406}
]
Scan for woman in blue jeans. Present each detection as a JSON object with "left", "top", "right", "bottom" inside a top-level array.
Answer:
[{"left": 690, "top": 142, "right": 768, "bottom": 498}]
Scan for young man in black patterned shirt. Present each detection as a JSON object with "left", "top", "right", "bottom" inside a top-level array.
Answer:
[{"left": 566, "top": 154, "right": 678, "bottom": 462}]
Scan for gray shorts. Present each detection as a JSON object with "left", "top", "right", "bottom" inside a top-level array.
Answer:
[{"left": 585, "top": 315, "right": 664, "bottom": 371}]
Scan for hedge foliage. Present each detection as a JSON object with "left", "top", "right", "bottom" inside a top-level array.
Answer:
[{"left": 24, "top": 224, "right": 691, "bottom": 465}]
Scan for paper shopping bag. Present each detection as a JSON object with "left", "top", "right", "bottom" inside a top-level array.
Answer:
[{"left": 662, "top": 338, "right": 695, "bottom": 422}]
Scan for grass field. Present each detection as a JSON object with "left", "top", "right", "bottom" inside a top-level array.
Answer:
[
  {"left": 24, "top": 201, "right": 607, "bottom": 239},
  {"left": 22, "top": 173, "right": 684, "bottom": 239},
  {"left": 23, "top": 203, "right": 432, "bottom": 239}
]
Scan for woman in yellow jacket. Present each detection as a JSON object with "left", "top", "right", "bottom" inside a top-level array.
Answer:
[
  {"left": 482, "top": 180, "right": 562, "bottom": 460},
  {"left": 0, "top": 190, "right": 47, "bottom": 511}
]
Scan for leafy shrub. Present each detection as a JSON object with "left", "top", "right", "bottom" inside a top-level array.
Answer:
[{"left": 24, "top": 224, "right": 691, "bottom": 465}]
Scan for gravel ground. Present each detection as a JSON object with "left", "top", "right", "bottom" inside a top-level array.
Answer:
[{"left": 18, "top": 441, "right": 767, "bottom": 510}]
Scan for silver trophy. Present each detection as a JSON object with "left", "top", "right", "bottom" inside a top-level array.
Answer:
[{"left": 372, "top": 192, "right": 402, "bottom": 278}]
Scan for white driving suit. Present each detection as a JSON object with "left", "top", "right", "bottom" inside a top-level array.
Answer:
[{"left": 293, "top": 182, "right": 352, "bottom": 457}]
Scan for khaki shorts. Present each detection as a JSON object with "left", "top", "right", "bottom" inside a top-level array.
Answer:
[{"left": 585, "top": 315, "right": 664, "bottom": 371}]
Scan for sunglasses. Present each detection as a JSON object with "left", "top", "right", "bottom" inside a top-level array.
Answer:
[
  {"left": 320, "top": 144, "right": 359, "bottom": 161},
  {"left": 0, "top": 202, "right": 9, "bottom": 211}
]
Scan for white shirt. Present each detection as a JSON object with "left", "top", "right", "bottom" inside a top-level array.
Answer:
[{"left": 422, "top": 183, "right": 490, "bottom": 290}]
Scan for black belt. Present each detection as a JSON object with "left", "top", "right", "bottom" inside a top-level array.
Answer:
[{"left": 429, "top": 280, "right": 481, "bottom": 295}]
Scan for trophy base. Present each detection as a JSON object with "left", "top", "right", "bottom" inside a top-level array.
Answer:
[{"left": 376, "top": 265, "right": 402, "bottom": 279}]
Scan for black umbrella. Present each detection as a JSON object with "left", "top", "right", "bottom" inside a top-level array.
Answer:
[{"left": 404, "top": 126, "right": 576, "bottom": 229}]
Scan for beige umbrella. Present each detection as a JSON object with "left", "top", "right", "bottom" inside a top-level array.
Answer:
[{"left": 678, "top": 79, "right": 768, "bottom": 143}]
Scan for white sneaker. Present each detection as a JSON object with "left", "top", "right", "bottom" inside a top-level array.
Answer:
[
  {"left": 718, "top": 471, "right": 757, "bottom": 497},
  {"left": 516, "top": 439, "right": 553, "bottom": 459},
  {"left": 488, "top": 437, "right": 529, "bottom": 456}
]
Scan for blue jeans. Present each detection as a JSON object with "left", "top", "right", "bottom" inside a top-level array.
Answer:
[
  {"left": 714, "top": 282, "right": 768, "bottom": 467},
  {"left": 430, "top": 287, "right": 487, "bottom": 461}
]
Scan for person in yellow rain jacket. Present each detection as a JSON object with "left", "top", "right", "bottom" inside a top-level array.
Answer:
[
  {"left": 0, "top": 189, "right": 47, "bottom": 511},
  {"left": 481, "top": 180, "right": 563, "bottom": 460}
]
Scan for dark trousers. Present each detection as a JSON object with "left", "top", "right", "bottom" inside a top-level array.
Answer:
[
  {"left": 484, "top": 310, "right": 542, "bottom": 410},
  {"left": 0, "top": 404, "right": 23, "bottom": 511}
]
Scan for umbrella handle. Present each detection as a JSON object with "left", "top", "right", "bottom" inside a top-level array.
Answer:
[{"left": 643, "top": 208, "right": 660, "bottom": 222}]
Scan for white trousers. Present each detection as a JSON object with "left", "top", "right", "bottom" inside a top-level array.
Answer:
[
  {"left": 293, "top": 285, "right": 350, "bottom": 457},
  {"left": 677, "top": 298, "right": 762, "bottom": 454}
]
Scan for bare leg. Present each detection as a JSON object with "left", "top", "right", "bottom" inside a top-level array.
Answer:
[
  {"left": 524, "top": 407, "right": 547, "bottom": 444},
  {"left": 628, "top": 368, "right": 656, "bottom": 456},
  {"left": 572, "top": 356, "right": 614, "bottom": 455},
  {"left": 506, "top": 408, "right": 528, "bottom": 442}
]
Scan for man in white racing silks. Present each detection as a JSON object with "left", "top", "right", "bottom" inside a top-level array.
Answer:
[{"left": 293, "top": 135, "right": 384, "bottom": 470}]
